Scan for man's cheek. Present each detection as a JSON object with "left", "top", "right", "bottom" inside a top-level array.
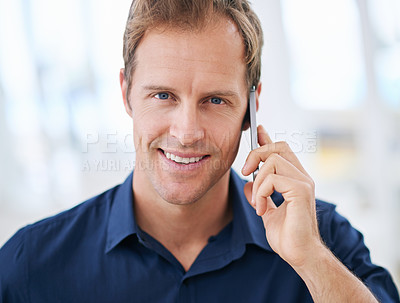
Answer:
[
  {"left": 133, "top": 136, "right": 148, "bottom": 157},
  {"left": 134, "top": 128, "right": 155, "bottom": 151},
  {"left": 209, "top": 129, "right": 235, "bottom": 151}
]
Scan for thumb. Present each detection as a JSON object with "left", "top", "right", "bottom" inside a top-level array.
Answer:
[{"left": 244, "top": 181, "right": 256, "bottom": 209}]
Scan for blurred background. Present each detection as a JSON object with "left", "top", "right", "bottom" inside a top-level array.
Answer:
[{"left": 0, "top": 0, "right": 399, "bottom": 287}]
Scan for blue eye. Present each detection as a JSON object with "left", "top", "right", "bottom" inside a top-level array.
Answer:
[
  {"left": 155, "top": 93, "right": 170, "bottom": 100},
  {"left": 210, "top": 97, "right": 223, "bottom": 104}
]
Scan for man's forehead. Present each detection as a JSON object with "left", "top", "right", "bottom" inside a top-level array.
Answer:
[
  {"left": 136, "top": 17, "right": 246, "bottom": 64},
  {"left": 133, "top": 19, "right": 247, "bottom": 89},
  {"left": 137, "top": 53, "right": 240, "bottom": 76}
]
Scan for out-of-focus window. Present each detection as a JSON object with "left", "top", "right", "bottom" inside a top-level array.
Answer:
[
  {"left": 281, "top": 0, "right": 366, "bottom": 110},
  {"left": 278, "top": 0, "right": 400, "bottom": 285},
  {"left": 0, "top": 0, "right": 132, "bottom": 213},
  {"left": 369, "top": 0, "right": 400, "bottom": 109}
]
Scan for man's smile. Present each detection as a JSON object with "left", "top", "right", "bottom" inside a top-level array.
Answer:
[{"left": 158, "top": 149, "right": 210, "bottom": 168}]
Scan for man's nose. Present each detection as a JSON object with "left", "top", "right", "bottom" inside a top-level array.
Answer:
[{"left": 169, "top": 103, "right": 205, "bottom": 146}]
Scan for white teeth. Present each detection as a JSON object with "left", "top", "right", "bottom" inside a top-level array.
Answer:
[{"left": 163, "top": 151, "right": 205, "bottom": 164}]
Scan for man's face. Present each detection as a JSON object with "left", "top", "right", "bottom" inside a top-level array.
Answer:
[{"left": 123, "top": 18, "right": 248, "bottom": 205}]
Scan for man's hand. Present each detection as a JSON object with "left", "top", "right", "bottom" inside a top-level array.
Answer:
[
  {"left": 242, "top": 125, "right": 322, "bottom": 268},
  {"left": 242, "top": 125, "right": 378, "bottom": 303}
]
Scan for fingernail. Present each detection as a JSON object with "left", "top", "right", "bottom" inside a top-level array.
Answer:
[
  {"left": 256, "top": 202, "right": 260, "bottom": 216},
  {"left": 242, "top": 163, "right": 248, "bottom": 173}
]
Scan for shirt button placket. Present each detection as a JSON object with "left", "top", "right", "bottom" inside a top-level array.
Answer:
[{"left": 178, "top": 279, "right": 195, "bottom": 303}]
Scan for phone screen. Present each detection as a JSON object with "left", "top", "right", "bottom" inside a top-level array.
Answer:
[{"left": 249, "top": 86, "right": 259, "bottom": 181}]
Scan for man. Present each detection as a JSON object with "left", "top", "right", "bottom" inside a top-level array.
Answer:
[{"left": 1, "top": 0, "right": 399, "bottom": 302}]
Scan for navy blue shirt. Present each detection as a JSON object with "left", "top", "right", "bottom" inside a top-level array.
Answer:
[{"left": 1, "top": 170, "right": 399, "bottom": 302}]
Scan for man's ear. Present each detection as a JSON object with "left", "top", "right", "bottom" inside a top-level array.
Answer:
[
  {"left": 256, "top": 81, "right": 261, "bottom": 112},
  {"left": 242, "top": 82, "right": 262, "bottom": 131},
  {"left": 120, "top": 68, "right": 133, "bottom": 117}
]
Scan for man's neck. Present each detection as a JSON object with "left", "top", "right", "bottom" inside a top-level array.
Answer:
[{"left": 132, "top": 170, "right": 233, "bottom": 271}]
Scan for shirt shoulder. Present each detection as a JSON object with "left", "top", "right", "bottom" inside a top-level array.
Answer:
[
  {"left": 31, "top": 185, "right": 117, "bottom": 230},
  {"left": 0, "top": 227, "right": 29, "bottom": 302},
  {"left": 314, "top": 199, "right": 400, "bottom": 302},
  {"left": 0, "top": 183, "right": 120, "bottom": 303}
]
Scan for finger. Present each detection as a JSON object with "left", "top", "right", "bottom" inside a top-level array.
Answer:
[
  {"left": 242, "top": 141, "right": 309, "bottom": 178},
  {"left": 256, "top": 195, "right": 277, "bottom": 216},
  {"left": 257, "top": 125, "right": 272, "bottom": 146},
  {"left": 252, "top": 154, "right": 312, "bottom": 205},
  {"left": 253, "top": 174, "right": 275, "bottom": 216},
  {"left": 241, "top": 124, "right": 271, "bottom": 176},
  {"left": 243, "top": 181, "right": 255, "bottom": 207},
  {"left": 254, "top": 174, "right": 313, "bottom": 216}
]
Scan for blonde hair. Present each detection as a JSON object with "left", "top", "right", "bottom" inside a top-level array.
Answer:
[{"left": 123, "top": 0, "right": 263, "bottom": 99}]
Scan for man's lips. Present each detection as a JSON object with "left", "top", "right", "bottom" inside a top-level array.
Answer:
[{"left": 159, "top": 149, "right": 210, "bottom": 165}]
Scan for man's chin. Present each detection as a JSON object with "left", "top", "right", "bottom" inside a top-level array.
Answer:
[
  {"left": 147, "top": 165, "right": 231, "bottom": 205},
  {"left": 155, "top": 186, "right": 207, "bottom": 206}
]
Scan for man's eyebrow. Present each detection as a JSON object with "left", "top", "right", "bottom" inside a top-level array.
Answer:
[
  {"left": 141, "top": 85, "right": 176, "bottom": 93},
  {"left": 205, "top": 90, "right": 240, "bottom": 98},
  {"left": 141, "top": 85, "right": 240, "bottom": 98}
]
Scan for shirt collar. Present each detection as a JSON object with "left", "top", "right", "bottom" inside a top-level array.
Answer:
[
  {"left": 105, "top": 172, "right": 138, "bottom": 253},
  {"left": 229, "top": 170, "right": 274, "bottom": 252},
  {"left": 105, "top": 169, "right": 274, "bottom": 253}
]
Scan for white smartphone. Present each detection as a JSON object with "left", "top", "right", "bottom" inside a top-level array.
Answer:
[{"left": 249, "top": 86, "right": 259, "bottom": 181}]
